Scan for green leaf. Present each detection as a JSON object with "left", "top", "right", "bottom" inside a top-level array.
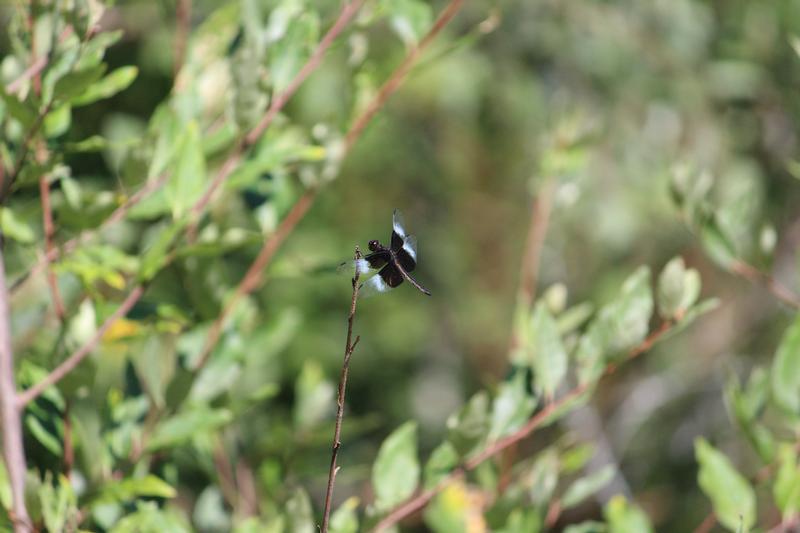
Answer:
[
  {"left": 774, "top": 443, "right": 800, "bottom": 518},
  {"left": 98, "top": 475, "right": 176, "bottom": 503},
  {"left": 383, "top": 0, "right": 433, "bottom": 47},
  {"left": 576, "top": 267, "right": 653, "bottom": 384},
  {"left": 604, "top": 495, "right": 653, "bottom": 533},
  {"left": 26, "top": 415, "right": 62, "bottom": 456},
  {"left": 53, "top": 64, "right": 107, "bottom": 103},
  {"left": 193, "top": 486, "right": 230, "bottom": 532},
  {"left": 39, "top": 474, "right": 78, "bottom": 533},
  {"left": 268, "top": 11, "right": 319, "bottom": 93},
  {"left": 725, "top": 368, "right": 774, "bottom": 462},
  {"left": 695, "top": 438, "right": 756, "bottom": 532},
  {"left": 138, "top": 219, "right": 188, "bottom": 281},
  {"left": 565, "top": 522, "right": 607, "bottom": 533},
  {"left": 658, "top": 257, "right": 701, "bottom": 320},
  {"left": 329, "top": 497, "right": 359, "bottom": 533},
  {"left": 64, "top": 135, "right": 109, "bottom": 153},
  {"left": 561, "top": 465, "right": 615, "bottom": 509},
  {"left": 164, "top": 121, "right": 207, "bottom": 219},
  {"left": 110, "top": 501, "right": 191, "bottom": 533},
  {"left": 146, "top": 408, "right": 233, "bottom": 451},
  {"left": 529, "top": 449, "right": 559, "bottom": 505},
  {"left": 0, "top": 208, "right": 36, "bottom": 243},
  {"left": 0, "top": 461, "right": 11, "bottom": 510},
  {"left": 446, "top": 391, "right": 490, "bottom": 457},
  {"left": 372, "top": 422, "right": 420, "bottom": 512},
  {"left": 293, "top": 360, "right": 334, "bottom": 430},
  {"left": 0, "top": 90, "right": 38, "bottom": 128},
  {"left": 488, "top": 372, "right": 537, "bottom": 440},
  {"left": 423, "top": 441, "right": 459, "bottom": 489},
  {"left": 700, "top": 217, "right": 737, "bottom": 270},
  {"left": 772, "top": 314, "right": 800, "bottom": 415},
  {"left": 44, "top": 104, "right": 71, "bottom": 138},
  {"left": 529, "top": 303, "right": 568, "bottom": 398},
  {"left": 72, "top": 66, "right": 138, "bottom": 106}
]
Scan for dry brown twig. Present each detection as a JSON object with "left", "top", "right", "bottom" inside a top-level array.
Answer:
[{"left": 320, "top": 247, "right": 363, "bottom": 532}]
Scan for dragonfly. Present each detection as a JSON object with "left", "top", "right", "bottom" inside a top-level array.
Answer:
[{"left": 342, "top": 210, "right": 431, "bottom": 298}]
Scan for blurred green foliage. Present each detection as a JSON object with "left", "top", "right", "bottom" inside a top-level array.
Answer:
[{"left": 2, "top": 0, "right": 800, "bottom": 531}]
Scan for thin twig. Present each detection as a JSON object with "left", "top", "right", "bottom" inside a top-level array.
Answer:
[
  {"left": 518, "top": 179, "right": 555, "bottom": 308},
  {"left": 6, "top": 55, "right": 47, "bottom": 95},
  {"left": 321, "top": 247, "right": 363, "bottom": 532},
  {"left": 344, "top": 0, "right": 464, "bottom": 151},
  {"left": 0, "top": 244, "right": 32, "bottom": 532},
  {"left": 38, "top": 175, "right": 65, "bottom": 320},
  {"left": 16, "top": 285, "right": 145, "bottom": 407},
  {"left": 691, "top": 511, "right": 717, "bottom": 533},
  {"left": 173, "top": 0, "right": 191, "bottom": 78},
  {"left": 730, "top": 260, "right": 800, "bottom": 310},
  {"left": 371, "top": 320, "right": 675, "bottom": 532}
]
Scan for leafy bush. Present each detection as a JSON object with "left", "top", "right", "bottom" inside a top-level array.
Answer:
[{"left": 2, "top": 1, "right": 800, "bottom": 532}]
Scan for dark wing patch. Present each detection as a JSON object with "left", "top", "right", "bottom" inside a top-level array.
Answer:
[
  {"left": 364, "top": 250, "right": 390, "bottom": 270},
  {"left": 390, "top": 230, "right": 404, "bottom": 252},
  {"left": 394, "top": 248, "right": 416, "bottom": 272},
  {"left": 379, "top": 264, "right": 405, "bottom": 288}
]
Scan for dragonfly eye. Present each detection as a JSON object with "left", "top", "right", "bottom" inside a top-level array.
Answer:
[{"left": 368, "top": 240, "right": 379, "bottom": 251}]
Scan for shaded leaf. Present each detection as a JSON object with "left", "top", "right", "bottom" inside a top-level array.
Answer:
[
  {"left": 529, "top": 303, "right": 568, "bottom": 397},
  {"left": 488, "top": 372, "right": 537, "bottom": 440},
  {"left": 146, "top": 408, "right": 232, "bottom": 451}
]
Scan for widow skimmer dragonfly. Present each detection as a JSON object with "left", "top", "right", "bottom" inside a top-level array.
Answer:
[{"left": 344, "top": 210, "right": 431, "bottom": 298}]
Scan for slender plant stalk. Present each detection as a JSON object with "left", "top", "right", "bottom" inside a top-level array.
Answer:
[
  {"left": 173, "top": 0, "right": 192, "bottom": 78},
  {"left": 321, "top": 247, "right": 363, "bottom": 532},
  {"left": 371, "top": 320, "right": 675, "bottom": 532},
  {"left": 38, "top": 175, "right": 65, "bottom": 320},
  {"left": 730, "top": 260, "right": 800, "bottom": 310},
  {"left": 0, "top": 245, "right": 32, "bottom": 532}
]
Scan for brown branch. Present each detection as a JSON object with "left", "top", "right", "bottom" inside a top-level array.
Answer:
[
  {"left": 185, "top": 0, "right": 366, "bottom": 241},
  {"left": 38, "top": 175, "right": 65, "bottom": 320},
  {"left": 16, "top": 284, "right": 145, "bottom": 407},
  {"left": 321, "top": 248, "right": 363, "bottom": 532},
  {"left": 730, "top": 260, "right": 800, "bottom": 310},
  {"left": 517, "top": 180, "right": 555, "bottom": 308},
  {"left": 173, "top": 0, "right": 191, "bottom": 78},
  {"left": 344, "top": 0, "right": 464, "bottom": 151},
  {"left": 6, "top": 55, "right": 47, "bottom": 95},
  {"left": 0, "top": 245, "right": 32, "bottom": 532},
  {"left": 691, "top": 511, "right": 717, "bottom": 533},
  {"left": 371, "top": 320, "right": 675, "bottom": 532}
]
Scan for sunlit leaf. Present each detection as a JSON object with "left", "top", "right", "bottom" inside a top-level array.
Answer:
[
  {"left": 695, "top": 438, "right": 756, "bottom": 532},
  {"left": 146, "top": 408, "right": 233, "bottom": 451},
  {"left": 488, "top": 372, "right": 537, "bottom": 440},
  {"left": 774, "top": 444, "right": 800, "bottom": 518},
  {"left": 529, "top": 303, "right": 568, "bottom": 398},
  {"left": 771, "top": 314, "right": 800, "bottom": 416},
  {"left": 372, "top": 422, "right": 420, "bottom": 512},
  {"left": 72, "top": 66, "right": 138, "bottom": 106},
  {"left": 604, "top": 495, "right": 653, "bottom": 533}
]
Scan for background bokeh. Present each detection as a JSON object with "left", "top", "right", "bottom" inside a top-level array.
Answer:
[{"left": 4, "top": 0, "right": 800, "bottom": 530}]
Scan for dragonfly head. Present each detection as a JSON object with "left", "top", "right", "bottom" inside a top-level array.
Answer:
[{"left": 367, "top": 240, "right": 380, "bottom": 252}]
